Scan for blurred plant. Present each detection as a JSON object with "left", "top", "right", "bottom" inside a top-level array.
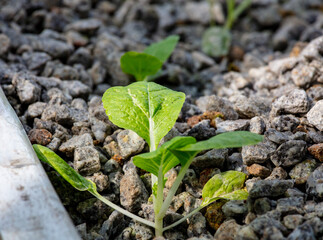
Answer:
[
  {"left": 121, "top": 35, "right": 179, "bottom": 81},
  {"left": 202, "top": 0, "right": 252, "bottom": 57}
]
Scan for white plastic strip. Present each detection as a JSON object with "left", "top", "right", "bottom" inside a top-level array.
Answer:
[{"left": 0, "top": 87, "right": 80, "bottom": 240}]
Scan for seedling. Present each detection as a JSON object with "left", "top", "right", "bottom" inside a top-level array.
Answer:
[
  {"left": 202, "top": 0, "right": 251, "bottom": 57},
  {"left": 120, "top": 35, "right": 179, "bottom": 81},
  {"left": 33, "top": 82, "right": 263, "bottom": 237}
]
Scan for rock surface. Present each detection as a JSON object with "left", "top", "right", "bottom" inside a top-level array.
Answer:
[
  {"left": 119, "top": 168, "right": 149, "bottom": 213},
  {"left": 307, "top": 100, "right": 323, "bottom": 131}
]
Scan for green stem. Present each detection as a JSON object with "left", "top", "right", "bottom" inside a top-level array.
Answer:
[
  {"left": 154, "top": 165, "right": 165, "bottom": 236},
  {"left": 157, "top": 154, "right": 197, "bottom": 219},
  {"left": 225, "top": 0, "right": 251, "bottom": 30},
  {"left": 163, "top": 206, "right": 204, "bottom": 232},
  {"left": 225, "top": 0, "right": 235, "bottom": 30},
  {"left": 90, "top": 191, "right": 155, "bottom": 228},
  {"left": 232, "top": 0, "right": 252, "bottom": 23},
  {"left": 149, "top": 143, "right": 163, "bottom": 236},
  {"left": 150, "top": 143, "right": 157, "bottom": 203},
  {"left": 207, "top": 0, "right": 216, "bottom": 26}
]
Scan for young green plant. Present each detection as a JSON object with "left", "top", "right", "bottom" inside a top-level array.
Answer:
[
  {"left": 33, "top": 82, "right": 263, "bottom": 237},
  {"left": 120, "top": 35, "right": 179, "bottom": 81},
  {"left": 202, "top": 0, "right": 251, "bottom": 57},
  {"left": 103, "top": 82, "right": 262, "bottom": 236}
]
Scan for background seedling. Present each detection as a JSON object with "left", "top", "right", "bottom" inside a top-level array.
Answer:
[
  {"left": 34, "top": 82, "right": 263, "bottom": 237},
  {"left": 202, "top": 0, "right": 251, "bottom": 57},
  {"left": 121, "top": 35, "right": 179, "bottom": 81}
]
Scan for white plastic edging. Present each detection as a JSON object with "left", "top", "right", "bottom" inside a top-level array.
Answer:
[{"left": 0, "top": 87, "right": 80, "bottom": 240}]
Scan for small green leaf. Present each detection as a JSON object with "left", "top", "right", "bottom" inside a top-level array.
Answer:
[
  {"left": 133, "top": 136, "right": 197, "bottom": 176},
  {"left": 202, "top": 27, "right": 232, "bottom": 57},
  {"left": 144, "top": 35, "right": 179, "bottom": 63},
  {"left": 33, "top": 144, "right": 97, "bottom": 192},
  {"left": 102, "top": 82, "right": 185, "bottom": 150},
  {"left": 179, "top": 131, "right": 264, "bottom": 152},
  {"left": 202, "top": 171, "right": 248, "bottom": 206},
  {"left": 120, "top": 52, "right": 163, "bottom": 81}
]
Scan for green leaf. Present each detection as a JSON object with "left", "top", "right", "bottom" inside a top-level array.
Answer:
[
  {"left": 132, "top": 131, "right": 262, "bottom": 178},
  {"left": 33, "top": 144, "right": 97, "bottom": 192},
  {"left": 120, "top": 52, "right": 163, "bottom": 81},
  {"left": 179, "top": 131, "right": 263, "bottom": 152},
  {"left": 202, "top": 27, "right": 232, "bottom": 57},
  {"left": 133, "top": 136, "right": 197, "bottom": 176},
  {"left": 102, "top": 82, "right": 186, "bottom": 150},
  {"left": 33, "top": 145, "right": 157, "bottom": 229},
  {"left": 144, "top": 35, "right": 179, "bottom": 63},
  {"left": 201, "top": 171, "right": 248, "bottom": 206}
]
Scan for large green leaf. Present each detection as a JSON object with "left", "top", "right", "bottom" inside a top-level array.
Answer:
[
  {"left": 144, "top": 35, "right": 179, "bottom": 63},
  {"left": 133, "top": 136, "right": 197, "bottom": 176},
  {"left": 33, "top": 144, "right": 96, "bottom": 192},
  {"left": 179, "top": 131, "right": 263, "bottom": 151},
  {"left": 33, "top": 144, "right": 156, "bottom": 229},
  {"left": 202, "top": 171, "right": 248, "bottom": 206},
  {"left": 120, "top": 52, "right": 163, "bottom": 81},
  {"left": 102, "top": 82, "right": 185, "bottom": 150},
  {"left": 133, "top": 131, "right": 262, "bottom": 179},
  {"left": 202, "top": 27, "right": 232, "bottom": 57}
]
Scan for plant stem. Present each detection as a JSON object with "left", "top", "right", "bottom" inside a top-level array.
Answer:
[
  {"left": 154, "top": 166, "right": 165, "bottom": 236},
  {"left": 149, "top": 143, "right": 163, "bottom": 236},
  {"left": 225, "top": 0, "right": 251, "bottom": 30},
  {"left": 225, "top": 0, "right": 235, "bottom": 30},
  {"left": 157, "top": 154, "right": 197, "bottom": 219},
  {"left": 150, "top": 145, "right": 157, "bottom": 200},
  {"left": 149, "top": 143, "right": 157, "bottom": 201},
  {"left": 207, "top": 0, "right": 216, "bottom": 26},
  {"left": 91, "top": 191, "right": 155, "bottom": 228},
  {"left": 163, "top": 206, "right": 204, "bottom": 231},
  {"left": 232, "top": 0, "right": 251, "bottom": 23}
]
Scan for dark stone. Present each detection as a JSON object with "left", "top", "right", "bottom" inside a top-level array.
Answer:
[
  {"left": 242, "top": 141, "right": 276, "bottom": 166},
  {"left": 253, "top": 197, "right": 275, "bottom": 215},
  {"left": 306, "top": 165, "right": 323, "bottom": 201},
  {"left": 265, "top": 128, "right": 291, "bottom": 144},
  {"left": 28, "top": 36, "right": 74, "bottom": 59},
  {"left": 187, "top": 120, "right": 216, "bottom": 141},
  {"left": 271, "top": 115, "right": 300, "bottom": 132},
  {"left": 276, "top": 197, "right": 304, "bottom": 215},
  {"left": 287, "top": 223, "right": 316, "bottom": 240},
  {"left": 67, "top": 47, "right": 93, "bottom": 69},
  {"left": 249, "top": 180, "right": 294, "bottom": 198},
  {"left": 100, "top": 211, "right": 128, "bottom": 239},
  {"left": 271, "top": 140, "right": 307, "bottom": 167},
  {"left": 77, "top": 197, "right": 113, "bottom": 222},
  {"left": 249, "top": 215, "right": 288, "bottom": 236}
]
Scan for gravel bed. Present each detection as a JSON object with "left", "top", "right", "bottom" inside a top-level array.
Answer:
[{"left": 0, "top": 0, "right": 323, "bottom": 239}]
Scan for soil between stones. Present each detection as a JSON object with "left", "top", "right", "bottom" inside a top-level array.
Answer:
[{"left": 0, "top": 0, "right": 323, "bottom": 239}]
